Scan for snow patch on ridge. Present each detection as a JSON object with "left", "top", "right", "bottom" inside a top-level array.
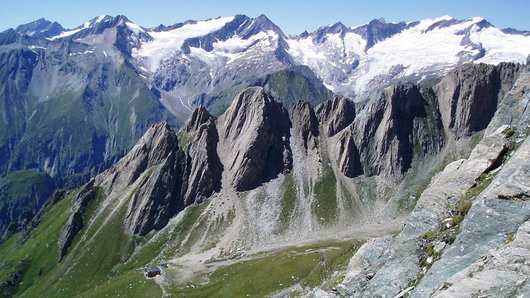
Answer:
[
  {"left": 353, "top": 17, "right": 480, "bottom": 93},
  {"left": 470, "top": 26, "right": 530, "bottom": 64},
  {"left": 95, "top": 15, "right": 107, "bottom": 23},
  {"left": 49, "top": 21, "right": 90, "bottom": 40},
  {"left": 126, "top": 22, "right": 144, "bottom": 34}
]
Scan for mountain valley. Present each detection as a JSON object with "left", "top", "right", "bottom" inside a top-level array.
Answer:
[{"left": 0, "top": 13, "right": 530, "bottom": 297}]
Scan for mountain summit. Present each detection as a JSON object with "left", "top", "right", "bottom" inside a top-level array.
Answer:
[
  {"left": 2, "top": 12, "right": 530, "bottom": 298},
  {"left": 12, "top": 14, "right": 530, "bottom": 100}
]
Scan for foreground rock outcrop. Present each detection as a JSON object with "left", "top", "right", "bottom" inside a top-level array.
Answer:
[
  {"left": 334, "top": 61, "right": 530, "bottom": 298},
  {"left": 414, "top": 62, "right": 530, "bottom": 297}
]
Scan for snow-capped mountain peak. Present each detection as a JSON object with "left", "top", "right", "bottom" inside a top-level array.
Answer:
[
  {"left": 47, "top": 15, "right": 133, "bottom": 40},
  {"left": 20, "top": 14, "right": 530, "bottom": 103},
  {"left": 133, "top": 16, "right": 235, "bottom": 72},
  {"left": 287, "top": 15, "right": 530, "bottom": 97}
]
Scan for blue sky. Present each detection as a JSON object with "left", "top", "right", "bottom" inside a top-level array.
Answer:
[{"left": 1, "top": 0, "right": 529, "bottom": 34}]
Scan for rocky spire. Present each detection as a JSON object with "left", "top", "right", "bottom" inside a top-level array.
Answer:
[{"left": 218, "top": 87, "right": 292, "bottom": 191}]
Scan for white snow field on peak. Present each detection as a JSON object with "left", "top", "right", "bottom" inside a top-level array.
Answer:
[
  {"left": 132, "top": 16, "right": 235, "bottom": 72},
  {"left": 44, "top": 13, "right": 530, "bottom": 98}
]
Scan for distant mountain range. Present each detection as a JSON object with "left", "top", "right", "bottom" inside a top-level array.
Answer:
[
  {"left": 2, "top": 13, "right": 530, "bottom": 297},
  {"left": 10, "top": 14, "right": 530, "bottom": 99},
  {"left": 1, "top": 13, "right": 529, "bottom": 180}
]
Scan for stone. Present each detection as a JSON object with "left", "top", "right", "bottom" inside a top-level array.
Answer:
[
  {"left": 58, "top": 180, "right": 96, "bottom": 260},
  {"left": 351, "top": 83, "right": 444, "bottom": 181},
  {"left": 218, "top": 87, "right": 292, "bottom": 191},
  {"left": 291, "top": 101, "right": 319, "bottom": 152},
  {"left": 433, "top": 242, "right": 446, "bottom": 253},
  {"left": 434, "top": 62, "right": 522, "bottom": 138},
  {"left": 315, "top": 96, "right": 356, "bottom": 137}
]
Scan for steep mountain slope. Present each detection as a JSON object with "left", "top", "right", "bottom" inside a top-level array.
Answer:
[
  {"left": 0, "top": 170, "right": 55, "bottom": 236},
  {"left": 8, "top": 13, "right": 530, "bottom": 112},
  {"left": 0, "top": 15, "right": 333, "bottom": 233},
  {"left": 2, "top": 58, "right": 527, "bottom": 297},
  {"left": 128, "top": 14, "right": 530, "bottom": 102},
  {"left": 0, "top": 18, "right": 175, "bottom": 181},
  {"left": 194, "top": 65, "right": 334, "bottom": 116},
  {"left": 36, "top": 13, "right": 528, "bottom": 110},
  {"left": 2, "top": 13, "right": 530, "bottom": 297},
  {"left": 130, "top": 14, "right": 295, "bottom": 113}
]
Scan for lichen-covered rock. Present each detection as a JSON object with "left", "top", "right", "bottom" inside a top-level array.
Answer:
[
  {"left": 339, "top": 236, "right": 393, "bottom": 296},
  {"left": 360, "top": 125, "right": 512, "bottom": 296},
  {"left": 430, "top": 220, "right": 530, "bottom": 297},
  {"left": 413, "top": 134, "right": 530, "bottom": 297}
]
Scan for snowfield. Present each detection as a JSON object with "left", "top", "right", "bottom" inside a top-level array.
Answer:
[
  {"left": 288, "top": 15, "right": 530, "bottom": 96},
  {"left": 50, "top": 14, "right": 530, "bottom": 99},
  {"left": 132, "top": 16, "right": 235, "bottom": 72}
]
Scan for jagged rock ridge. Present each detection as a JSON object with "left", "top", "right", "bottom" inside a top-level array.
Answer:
[
  {"left": 76, "top": 62, "right": 521, "bottom": 238},
  {"left": 218, "top": 87, "right": 292, "bottom": 191}
]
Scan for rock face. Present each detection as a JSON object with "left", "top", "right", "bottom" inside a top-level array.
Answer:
[
  {"left": 415, "top": 134, "right": 530, "bottom": 296},
  {"left": 185, "top": 105, "right": 215, "bottom": 133},
  {"left": 58, "top": 180, "right": 96, "bottom": 260},
  {"left": 352, "top": 84, "right": 444, "bottom": 180},
  {"left": 105, "top": 122, "right": 180, "bottom": 188},
  {"left": 182, "top": 107, "right": 223, "bottom": 204},
  {"left": 316, "top": 96, "right": 356, "bottom": 137},
  {"left": 412, "top": 62, "right": 530, "bottom": 297},
  {"left": 435, "top": 62, "right": 522, "bottom": 137},
  {"left": 338, "top": 129, "right": 363, "bottom": 177},
  {"left": 341, "top": 236, "right": 393, "bottom": 291},
  {"left": 82, "top": 102, "right": 215, "bottom": 235},
  {"left": 124, "top": 149, "right": 187, "bottom": 235},
  {"left": 218, "top": 87, "right": 292, "bottom": 191},
  {"left": 357, "top": 127, "right": 512, "bottom": 296},
  {"left": 90, "top": 87, "right": 296, "bottom": 235},
  {"left": 0, "top": 42, "right": 174, "bottom": 182},
  {"left": 429, "top": 220, "right": 530, "bottom": 297},
  {"left": 336, "top": 62, "right": 530, "bottom": 298},
  {"left": 291, "top": 101, "right": 319, "bottom": 152},
  {"left": 94, "top": 122, "right": 187, "bottom": 235}
]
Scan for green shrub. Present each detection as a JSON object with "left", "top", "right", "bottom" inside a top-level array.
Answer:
[
  {"left": 504, "top": 127, "right": 515, "bottom": 138},
  {"left": 420, "top": 230, "right": 434, "bottom": 240}
]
